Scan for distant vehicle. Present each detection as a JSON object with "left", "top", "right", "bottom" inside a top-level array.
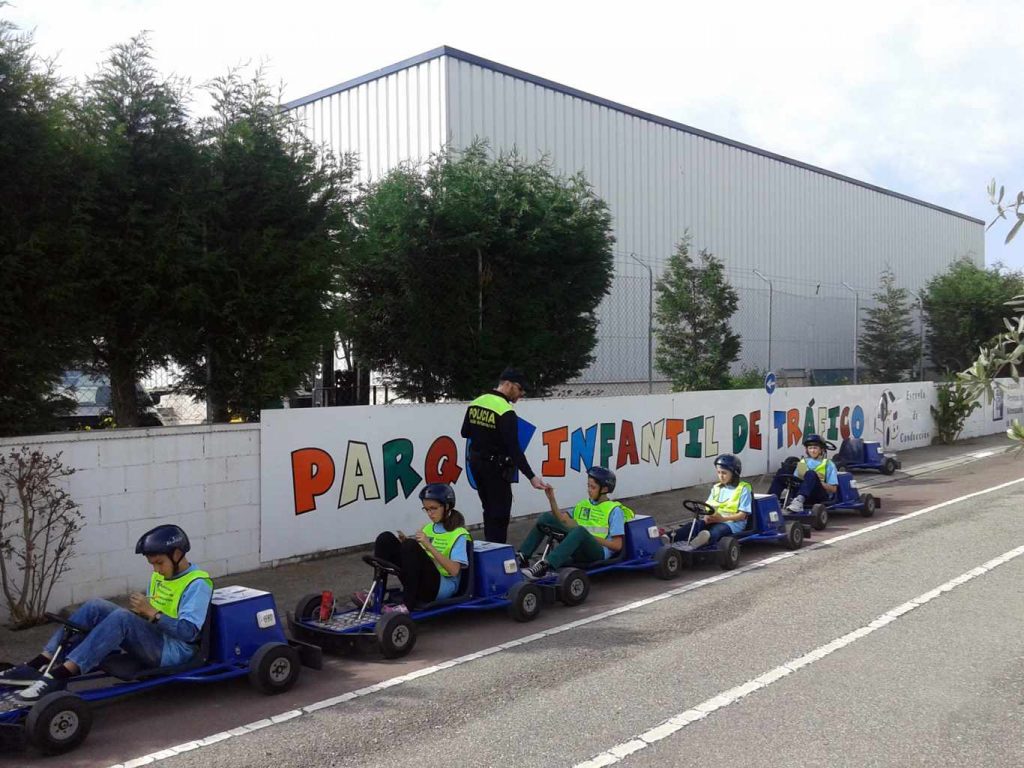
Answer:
[{"left": 56, "top": 371, "right": 163, "bottom": 430}]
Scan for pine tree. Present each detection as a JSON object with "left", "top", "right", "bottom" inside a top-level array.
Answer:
[
  {"left": 653, "top": 237, "right": 741, "bottom": 391},
  {"left": 860, "top": 268, "right": 917, "bottom": 383}
]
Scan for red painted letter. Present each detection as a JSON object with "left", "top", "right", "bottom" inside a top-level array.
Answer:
[
  {"left": 425, "top": 436, "right": 462, "bottom": 484},
  {"left": 292, "top": 448, "right": 335, "bottom": 516},
  {"left": 616, "top": 420, "right": 639, "bottom": 469},
  {"left": 665, "top": 419, "right": 685, "bottom": 463}
]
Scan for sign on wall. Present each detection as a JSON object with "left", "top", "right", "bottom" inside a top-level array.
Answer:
[{"left": 259, "top": 381, "right": 982, "bottom": 562}]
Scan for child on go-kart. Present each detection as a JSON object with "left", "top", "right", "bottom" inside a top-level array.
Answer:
[
  {"left": 769, "top": 434, "right": 838, "bottom": 512},
  {"left": 0, "top": 524, "right": 212, "bottom": 702},
  {"left": 353, "top": 483, "right": 470, "bottom": 614},
  {"left": 517, "top": 466, "right": 626, "bottom": 580},
  {"left": 677, "top": 454, "right": 751, "bottom": 549}
]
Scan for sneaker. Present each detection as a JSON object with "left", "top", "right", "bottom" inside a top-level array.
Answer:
[
  {"left": 350, "top": 590, "right": 375, "bottom": 609},
  {"left": 17, "top": 673, "right": 66, "bottom": 702},
  {"left": 787, "top": 495, "right": 806, "bottom": 512},
  {"left": 688, "top": 530, "right": 711, "bottom": 549},
  {"left": 381, "top": 603, "right": 409, "bottom": 614},
  {"left": 0, "top": 664, "right": 45, "bottom": 687},
  {"left": 521, "top": 560, "right": 550, "bottom": 580}
]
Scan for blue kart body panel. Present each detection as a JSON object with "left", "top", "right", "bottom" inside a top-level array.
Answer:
[
  {"left": 835, "top": 438, "right": 902, "bottom": 474},
  {"left": 0, "top": 587, "right": 315, "bottom": 733},
  {"left": 537, "top": 514, "right": 663, "bottom": 579},
  {"left": 784, "top": 471, "right": 880, "bottom": 525},
  {"left": 672, "top": 493, "right": 801, "bottom": 564}
]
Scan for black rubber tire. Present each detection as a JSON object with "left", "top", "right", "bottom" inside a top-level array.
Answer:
[
  {"left": 556, "top": 567, "right": 590, "bottom": 606},
  {"left": 26, "top": 692, "right": 92, "bottom": 755},
  {"left": 654, "top": 547, "right": 683, "bottom": 580},
  {"left": 375, "top": 612, "right": 417, "bottom": 659},
  {"left": 861, "top": 493, "right": 877, "bottom": 517},
  {"left": 294, "top": 592, "right": 324, "bottom": 621},
  {"left": 508, "top": 581, "right": 542, "bottom": 622},
  {"left": 248, "top": 642, "right": 302, "bottom": 694},
  {"left": 882, "top": 458, "right": 897, "bottom": 475},
  {"left": 718, "top": 536, "right": 741, "bottom": 570},
  {"left": 811, "top": 503, "right": 829, "bottom": 531},
  {"left": 785, "top": 522, "right": 804, "bottom": 550}
]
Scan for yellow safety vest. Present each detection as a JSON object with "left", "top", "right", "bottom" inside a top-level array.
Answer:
[
  {"left": 571, "top": 499, "right": 632, "bottom": 539},
  {"left": 796, "top": 457, "right": 832, "bottom": 481},
  {"left": 709, "top": 482, "right": 752, "bottom": 516},
  {"left": 148, "top": 569, "right": 212, "bottom": 619},
  {"left": 421, "top": 523, "right": 471, "bottom": 577},
  {"left": 466, "top": 393, "right": 512, "bottom": 430}
]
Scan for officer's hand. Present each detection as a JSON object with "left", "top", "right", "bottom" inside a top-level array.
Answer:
[{"left": 530, "top": 476, "right": 549, "bottom": 491}]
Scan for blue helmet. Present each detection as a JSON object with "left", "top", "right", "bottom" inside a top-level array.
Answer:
[
  {"left": 419, "top": 483, "right": 456, "bottom": 510},
  {"left": 714, "top": 454, "right": 742, "bottom": 479},
  {"left": 135, "top": 524, "right": 190, "bottom": 556},
  {"left": 586, "top": 466, "right": 616, "bottom": 493},
  {"left": 803, "top": 434, "right": 828, "bottom": 450}
]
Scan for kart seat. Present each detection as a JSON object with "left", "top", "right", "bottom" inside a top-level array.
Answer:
[
  {"left": 837, "top": 438, "right": 865, "bottom": 466},
  {"left": 414, "top": 538, "right": 475, "bottom": 609},
  {"left": 100, "top": 600, "right": 213, "bottom": 681}
]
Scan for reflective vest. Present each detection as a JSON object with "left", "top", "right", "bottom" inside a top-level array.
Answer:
[
  {"left": 422, "top": 523, "right": 470, "bottom": 577},
  {"left": 148, "top": 568, "right": 212, "bottom": 619},
  {"left": 571, "top": 499, "right": 631, "bottom": 539},
  {"left": 466, "top": 393, "right": 512, "bottom": 430},
  {"left": 709, "top": 482, "right": 752, "bottom": 516},
  {"left": 796, "top": 457, "right": 832, "bottom": 482}
]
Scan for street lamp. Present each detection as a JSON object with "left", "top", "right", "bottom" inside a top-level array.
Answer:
[
  {"left": 841, "top": 282, "right": 860, "bottom": 384},
  {"left": 631, "top": 253, "right": 654, "bottom": 394},
  {"left": 753, "top": 269, "right": 773, "bottom": 373}
]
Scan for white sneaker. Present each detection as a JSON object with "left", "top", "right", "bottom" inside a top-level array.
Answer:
[
  {"left": 787, "top": 495, "right": 806, "bottom": 512},
  {"left": 688, "top": 530, "right": 711, "bottom": 549}
]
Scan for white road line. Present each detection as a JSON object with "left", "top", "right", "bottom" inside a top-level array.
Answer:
[
  {"left": 106, "top": 475, "right": 1024, "bottom": 768},
  {"left": 573, "top": 541, "right": 1024, "bottom": 768}
]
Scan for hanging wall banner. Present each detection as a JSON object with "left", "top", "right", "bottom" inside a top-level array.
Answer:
[{"left": 260, "top": 381, "right": 1012, "bottom": 562}]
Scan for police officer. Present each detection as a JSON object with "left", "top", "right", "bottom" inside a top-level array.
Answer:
[{"left": 461, "top": 367, "right": 549, "bottom": 543}]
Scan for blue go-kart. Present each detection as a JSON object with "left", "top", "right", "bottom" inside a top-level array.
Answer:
[
  {"left": 835, "top": 437, "right": 902, "bottom": 475},
  {"left": 527, "top": 513, "right": 667, "bottom": 598},
  {"left": 778, "top": 461, "right": 879, "bottom": 531},
  {"left": 290, "top": 541, "right": 544, "bottom": 659},
  {"left": 0, "top": 586, "right": 321, "bottom": 755},
  {"left": 655, "top": 495, "right": 807, "bottom": 577}
]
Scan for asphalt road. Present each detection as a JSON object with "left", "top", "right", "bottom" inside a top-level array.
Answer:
[{"left": 4, "top": 452, "right": 1023, "bottom": 767}]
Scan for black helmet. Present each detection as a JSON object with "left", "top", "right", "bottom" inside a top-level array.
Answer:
[
  {"left": 803, "top": 434, "right": 828, "bottom": 451},
  {"left": 586, "top": 466, "right": 616, "bottom": 494},
  {"left": 419, "top": 483, "right": 456, "bottom": 510},
  {"left": 714, "top": 453, "right": 742, "bottom": 479},
  {"left": 135, "top": 524, "right": 190, "bottom": 556}
]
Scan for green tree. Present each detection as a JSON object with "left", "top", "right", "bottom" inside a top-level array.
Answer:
[
  {"left": 653, "top": 237, "right": 741, "bottom": 391},
  {"left": 860, "top": 268, "right": 917, "bottom": 383},
  {"left": 69, "top": 34, "right": 202, "bottom": 427},
  {"left": 169, "top": 69, "right": 355, "bottom": 421},
  {"left": 345, "top": 143, "right": 614, "bottom": 401},
  {"left": 0, "top": 15, "right": 81, "bottom": 436},
  {"left": 922, "top": 258, "right": 1024, "bottom": 375}
]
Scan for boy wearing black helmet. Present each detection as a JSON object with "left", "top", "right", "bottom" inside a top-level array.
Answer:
[
  {"left": 518, "top": 466, "right": 627, "bottom": 580},
  {"left": 2, "top": 524, "right": 212, "bottom": 701},
  {"left": 769, "top": 434, "right": 838, "bottom": 511},
  {"left": 683, "top": 454, "right": 751, "bottom": 549},
  {"left": 354, "top": 483, "right": 470, "bottom": 613}
]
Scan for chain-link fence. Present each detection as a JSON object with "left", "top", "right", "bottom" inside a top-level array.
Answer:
[{"left": 140, "top": 366, "right": 208, "bottom": 426}]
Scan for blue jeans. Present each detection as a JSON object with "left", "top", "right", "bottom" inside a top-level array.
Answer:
[
  {"left": 43, "top": 599, "right": 166, "bottom": 674},
  {"left": 675, "top": 520, "right": 734, "bottom": 546},
  {"left": 769, "top": 468, "right": 830, "bottom": 505}
]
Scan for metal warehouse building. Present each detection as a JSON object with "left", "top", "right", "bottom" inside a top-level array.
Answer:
[{"left": 284, "top": 46, "right": 984, "bottom": 391}]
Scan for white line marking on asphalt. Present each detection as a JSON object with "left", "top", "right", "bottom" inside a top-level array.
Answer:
[
  {"left": 574, "top": 542, "right": 1024, "bottom": 768},
  {"left": 106, "top": 474, "right": 1024, "bottom": 768}
]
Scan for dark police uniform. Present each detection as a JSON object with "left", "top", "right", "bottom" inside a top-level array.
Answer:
[{"left": 461, "top": 370, "right": 537, "bottom": 543}]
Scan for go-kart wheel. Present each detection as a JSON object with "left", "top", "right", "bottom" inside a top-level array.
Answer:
[
  {"left": 294, "top": 593, "right": 324, "bottom": 622},
  {"left": 508, "top": 581, "right": 542, "bottom": 622},
  {"left": 882, "top": 458, "right": 897, "bottom": 475},
  {"left": 811, "top": 503, "right": 829, "bottom": 531},
  {"left": 654, "top": 546, "right": 683, "bottom": 580},
  {"left": 375, "top": 612, "right": 417, "bottom": 659},
  {"left": 860, "top": 493, "right": 877, "bottom": 517},
  {"left": 718, "top": 537, "right": 740, "bottom": 570},
  {"left": 249, "top": 642, "right": 302, "bottom": 694},
  {"left": 26, "top": 691, "right": 92, "bottom": 755},
  {"left": 556, "top": 567, "right": 590, "bottom": 606},
  {"left": 785, "top": 522, "right": 804, "bottom": 550}
]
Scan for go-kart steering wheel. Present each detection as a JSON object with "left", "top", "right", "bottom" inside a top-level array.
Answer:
[
  {"left": 362, "top": 555, "right": 402, "bottom": 575},
  {"left": 823, "top": 440, "right": 837, "bottom": 452},
  {"left": 537, "top": 523, "right": 568, "bottom": 541},
  {"left": 44, "top": 612, "right": 91, "bottom": 636},
  {"left": 682, "top": 499, "right": 716, "bottom": 517}
]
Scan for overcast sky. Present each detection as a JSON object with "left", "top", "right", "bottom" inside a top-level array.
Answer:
[{"left": 8, "top": 0, "right": 1023, "bottom": 271}]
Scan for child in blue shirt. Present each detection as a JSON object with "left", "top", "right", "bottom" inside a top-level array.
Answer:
[
  {"left": 682, "top": 454, "right": 751, "bottom": 549},
  {"left": 769, "top": 434, "right": 838, "bottom": 511}
]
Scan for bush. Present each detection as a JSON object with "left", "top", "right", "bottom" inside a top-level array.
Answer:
[
  {"left": 930, "top": 380, "right": 980, "bottom": 445},
  {"left": 727, "top": 367, "right": 767, "bottom": 390}
]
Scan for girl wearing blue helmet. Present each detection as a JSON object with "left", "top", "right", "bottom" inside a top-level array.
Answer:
[
  {"left": 517, "top": 466, "right": 627, "bottom": 580},
  {"left": 768, "top": 434, "right": 838, "bottom": 511},
  {"left": 1, "top": 524, "right": 212, "bottom": 702},
  {"left": 354, "top": 483, "right": 470, "bottom": 613},
  {"left": 680, "top": 454, "right": 751, "bottom": 549}
]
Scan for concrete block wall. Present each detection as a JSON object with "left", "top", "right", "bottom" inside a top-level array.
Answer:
[{"left": 0, "top": 424, "right": 259, "bottom": 623}]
